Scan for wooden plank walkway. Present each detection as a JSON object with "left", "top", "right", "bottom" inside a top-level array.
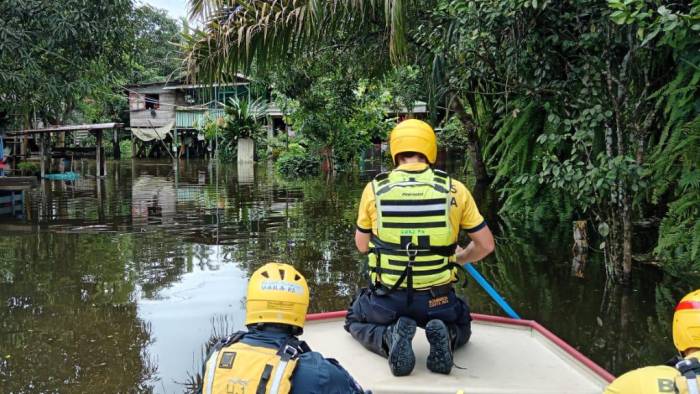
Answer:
[{"left": 0, "top": 176, "right": 38, "bottom": 191}]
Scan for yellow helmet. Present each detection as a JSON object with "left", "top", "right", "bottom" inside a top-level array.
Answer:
[
  {"left": 389, "top": 119, "right": 437, "bottom": 164},
  {"left": 245, "top": 263, "right": 309, "bottom": 330},
  {"left": 673, "top": 289, "right": 700, "bottom": 353}
]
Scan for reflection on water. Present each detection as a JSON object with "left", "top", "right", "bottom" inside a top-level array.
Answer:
[
  {"left": 0, "top": 159, "right": 692, "bottom": 392},
  {"left": 138, "top": 260, "right": 247, "bottom": 393}
]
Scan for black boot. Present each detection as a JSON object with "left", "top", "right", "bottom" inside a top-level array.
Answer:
[
  {"left": 425, "top": 319, "right": 453, "bottom": 374},
  {"left": 383, "top": 317, "right": 417, "bottom": 376}
]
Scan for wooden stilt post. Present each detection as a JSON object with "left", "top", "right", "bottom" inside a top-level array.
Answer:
[
  {"left": 22, "top": 134, "right": 28, "bottom": 158},
  {"left": 47, "top": 131, "right": 52, "bottom": 175},
  {"left": 13, "top": 136, "right": 18, "bottom": 170},
  {"left": 173, "top": 128, "right": 179, "bottom": 158},
  {"left": 40, "top": 133, "right": 46, "bottom": 178},
  {"left": 96, "top": 130, "right": 103, "bottom": 177},
  {"left": 113, "top": 129, "right": 120, "bottom": 160},
  {"left": 96, "top": 176, "right": 104, "bottom": 221}
]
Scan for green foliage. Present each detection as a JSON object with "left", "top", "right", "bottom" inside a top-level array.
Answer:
[
  {"left": 194, "top": 113, "right": 232, "bottom": 161},
  {"left": 651, "top": 114, "right": 700, "bottom": 274},
  {"left": 437, "top": 116, "right": 470, "bottom": 151},
  {"left": 182, "top": 0, "right": 700, "bottom": 278},
  {"left": 262, "top": 134, "right": 292, "bottom": 160},
  {"left": 384, "top": 65, "right": 423, "bottom": 114},
  {"left": 484, "top": 102, "right": 542, "bottom": 187},
  {"left": 0, "top": 0, "right": 134, "bottom": 123},
  {"left": 119, "top": 140, "right": 133, "bottom": 159},
  {"left": 275, "top": 143, "right": 319, "bottom": 178},
  {"left": 222, "top": 97, "right": 267, "bottom": 140},
  {"left": 270, "top": 61, "right": 396, "bottom": 168},
  {"left": 16, "top": 161, "right": 39, "bottom": 174},
  {"left": 608, "top": 0, "right": 700, "bottom": 49},
  {"left": 129, "top": 5, "right": 181, "bottom": 84},
  {"left": 198, "top": 97, "right": 268, "bottom": 163},
  {"left": 184, "top": 0, "right": 407, "bottom": 81}
]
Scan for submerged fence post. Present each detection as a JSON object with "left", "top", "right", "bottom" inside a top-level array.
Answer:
[
  {"left": 95, "top": 130, "right": 104, "bottom": 177},
  {"left": 40, "top": 133, "right": 46, "bottom": 178}
]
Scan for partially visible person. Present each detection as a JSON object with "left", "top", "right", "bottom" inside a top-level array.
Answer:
[
  {"left": 604, "top": 289, "right": 700, "bottom": 394},
  {"left": 201, "top": 263, "right": 366, "bottom": 394}
]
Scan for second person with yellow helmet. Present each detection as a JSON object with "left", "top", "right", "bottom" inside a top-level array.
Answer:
[{"left": 344, "top": 119, "right": 495, "bottom": 376}]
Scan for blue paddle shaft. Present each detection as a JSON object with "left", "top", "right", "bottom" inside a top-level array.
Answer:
[{"left": 464, "top": 263, "right": 521, "bottom": 320}]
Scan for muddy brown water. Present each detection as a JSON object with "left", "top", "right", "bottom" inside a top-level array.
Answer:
[{"left": 0, "top": 160, "right": 692, "bottom": 393}]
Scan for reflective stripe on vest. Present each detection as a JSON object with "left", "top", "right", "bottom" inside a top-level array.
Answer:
[{"left": 369, "top": 168, "right": 455, "bottom": 289}]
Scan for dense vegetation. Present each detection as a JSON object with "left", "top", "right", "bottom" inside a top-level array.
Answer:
[
  {"left": 185, "top": 0, "right": 699, "bottom": 281},
  {"left": 0, "top": 1, "right": 182, "bottom": 128}
]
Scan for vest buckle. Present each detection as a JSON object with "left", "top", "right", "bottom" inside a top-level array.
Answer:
[
  {"left": 280, "top": 344, "right": 299, "bottom": 361},
  {"left": 405, "top": 242, "right": 418, "bottom": 260}
]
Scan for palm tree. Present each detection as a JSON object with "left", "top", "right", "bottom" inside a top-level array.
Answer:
[
  {"left": 183, "top": 0, "right": 409, "bottom": 82},
  {"left": 222, "top": 96, "right": 267, "bottom": 140}
]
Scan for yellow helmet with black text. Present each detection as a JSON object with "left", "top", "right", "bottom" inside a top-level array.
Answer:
[
  {"left": 389, "top": 119, "right": 437, "bottom": 164},
  {"left": 673, "top": 289, "right": 700, "bottom": 353},
  {"left": 245, "top": 262, "right": 309, "bottom": 330}
]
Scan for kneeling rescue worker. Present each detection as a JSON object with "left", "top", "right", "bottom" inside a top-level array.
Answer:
[
  {"left": 201, "top": 262, "right": 366, "bottom": 394},
  {"left": 344, "top": 119, "right": 495, "bottom": 376},
  {"left": 605, "top": 289, "right": 700, "bottom": 394}
]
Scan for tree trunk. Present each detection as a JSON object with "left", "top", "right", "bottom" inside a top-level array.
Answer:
[
  {"left": 320, "top": 146, "right": 333, "bottom": 175},
  {"left": 621, "top": 194, "right": 632, "bottom": 283},
  {"left": 451, "top": 98, "right": 491, "bottom": 184},
  {"left": 571, "top": 220, "right": 588, "bottom": 278}
]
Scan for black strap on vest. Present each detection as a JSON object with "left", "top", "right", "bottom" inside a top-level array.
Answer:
[
  {"left": 675, "top": 357, "right": 700, "bottom": 394},
  {"left": 208, "top": 331, "right": 247, "bottom": 355},
  {"left": 276, "top": 336, "right": 310, "bottom": 361},
  {"left": 370, "top": 236, "right": 457, "bottom": 257},
  {"left": 256, "top": 364, "right": 274, "bottom": 394}
]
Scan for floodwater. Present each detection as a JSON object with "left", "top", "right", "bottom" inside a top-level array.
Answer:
[{"left": 0, "top": 159, "right": 693, "bottom": 393}]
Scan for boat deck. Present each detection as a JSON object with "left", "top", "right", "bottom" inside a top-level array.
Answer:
[{"left": 302, "top": 313, "right": 612, "bottom": 394}]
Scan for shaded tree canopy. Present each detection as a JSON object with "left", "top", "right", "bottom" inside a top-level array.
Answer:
[
  {"left": 184, "top": 0, "right": 700, "bottom": 280},
  {"left": 0, "top": 0, "right": 134, "bottom": 123}
]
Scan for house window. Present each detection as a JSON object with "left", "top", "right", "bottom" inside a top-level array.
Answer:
[
  {"left": 129, "top": 92, "right": 144, "bottom": 110},
  {"left": 145, "top": 94, "right": 160, "bottom": 110}
]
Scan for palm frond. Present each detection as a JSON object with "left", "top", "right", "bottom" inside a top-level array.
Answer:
[{"left": 183, "top": 0, "right": 408, "bottom": 83}]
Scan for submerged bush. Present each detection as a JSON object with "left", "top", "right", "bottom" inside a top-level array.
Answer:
[
  {"left": 275, "top": 143, "right": 319, "bottom": 177},
  {"left": 17, "top": 161, "right": 39, "bottom": 174}
]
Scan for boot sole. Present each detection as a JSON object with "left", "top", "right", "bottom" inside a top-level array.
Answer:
[
  {"left": 388, "top": 317, "right": 417, "bottom": 376},
  {"left": 426, "top": 319, "right": 453, "bottom": 374}
]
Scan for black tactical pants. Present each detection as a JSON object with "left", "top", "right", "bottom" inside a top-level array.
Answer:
[{"left": 343, "top": 286, "right": 472, "bottom": 357}]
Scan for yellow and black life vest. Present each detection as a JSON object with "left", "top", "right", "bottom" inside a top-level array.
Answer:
[
  {"left": 201, "top": 332, "right": 308, "bottom": 394},
  {"left": 369, "top": 168, "right": 457, "bottom": 293}
]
